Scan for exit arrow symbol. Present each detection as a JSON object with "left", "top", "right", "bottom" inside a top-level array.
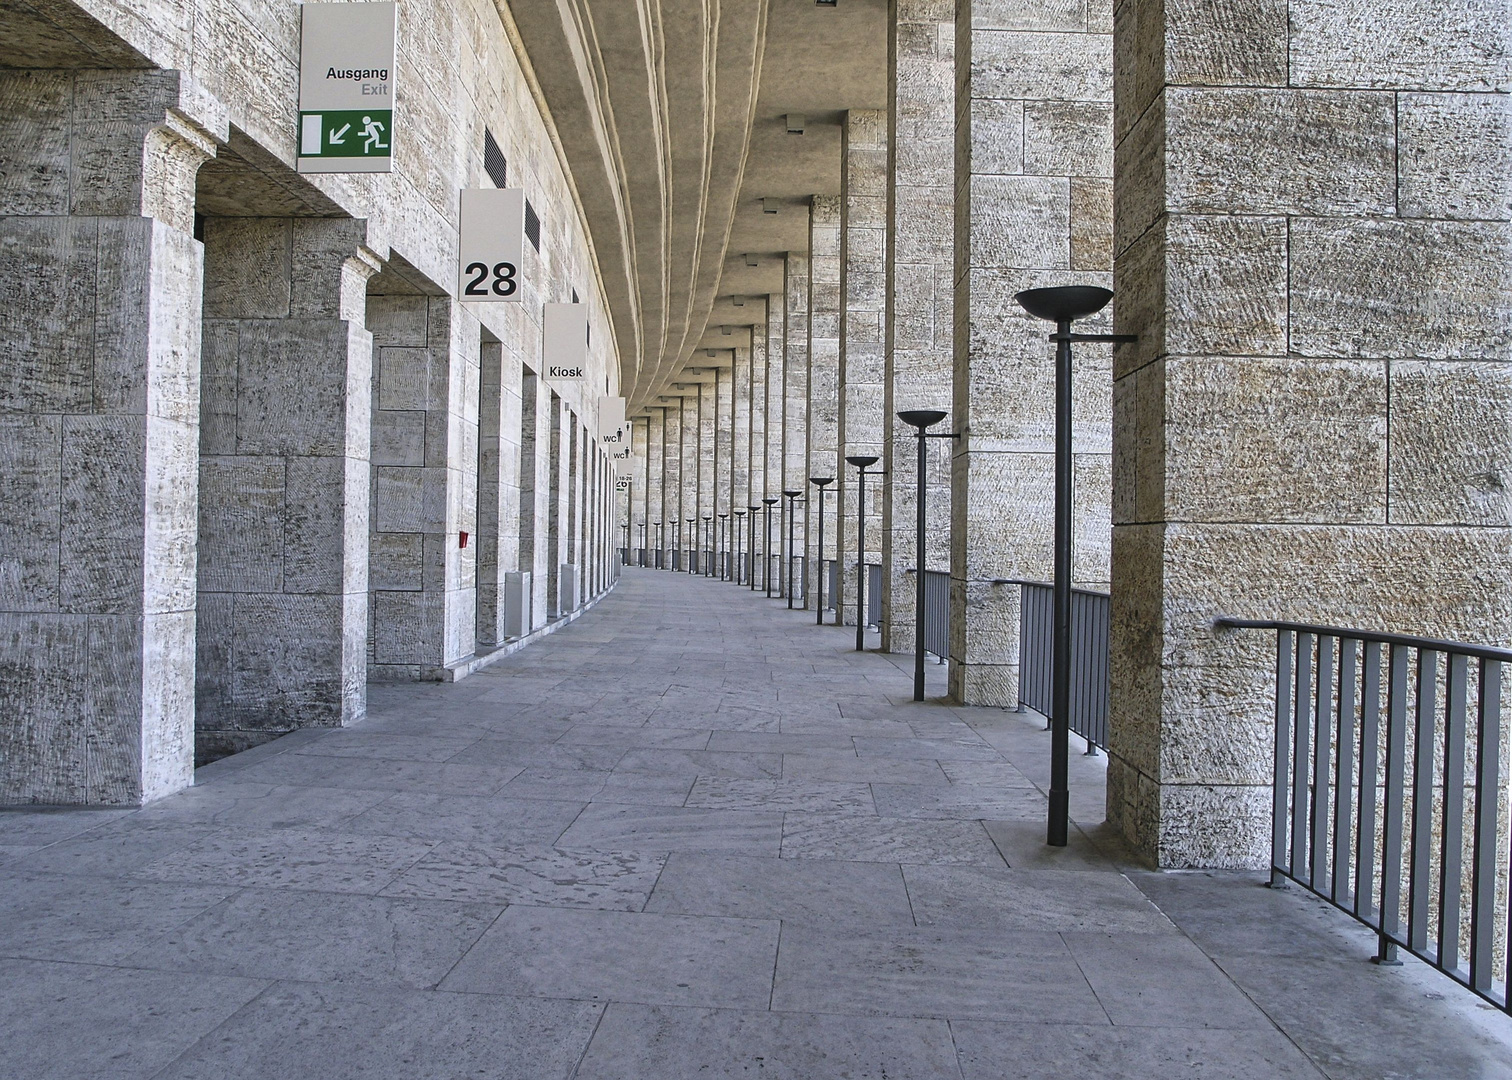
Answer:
[{"left": 329, "top": 123, "right": 350, "bottom": 145}]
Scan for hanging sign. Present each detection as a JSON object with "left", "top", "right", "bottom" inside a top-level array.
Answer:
[
  {"left": 544, "top": 303, "right": 588, "bottom": 381},
  {"left": 297, "top": 3, "right": 396, "bottom": 174},
  {"left": 457, "top": 189, "right": 525, "bottom": 302},
  {"left": 599, "top": 396, "right": 627, "bottom": 445},
  {"left": 614, "top": 476, "right": 631, "bottom": 493}
]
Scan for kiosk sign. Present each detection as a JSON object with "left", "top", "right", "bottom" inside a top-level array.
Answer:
[{"left": 298, "top": 3, "right": 396, "bottom": 174}]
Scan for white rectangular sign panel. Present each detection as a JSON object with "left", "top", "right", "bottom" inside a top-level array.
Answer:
[
  {"left": 544, "top": 303, "right": 588, "bottom": 381},
  {"left": 298, "top": 3, "right": 396, "bottom": 174},
  {"left": 457, "top": 189, "right": 525, "bottom": 302},
  {"left": 599, "top": 396, "right": 626, "bottom": 445}
]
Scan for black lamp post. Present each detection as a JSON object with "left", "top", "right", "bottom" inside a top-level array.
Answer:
[
  {"left": 703, "top": 516, "right": 713, "bottom": 577},
  {"left": 733, "top": 511, "right": 746, "bottom": 584},
  {"left": 1014, "top": 284, "right": 1135, "bottom": 848},
  {"left": 845, "top": 455, "right": 883, "bottom": 652},
  {"left": 809, "top": 476, "right": 834, "bottom": 625},
  {"left": 637, "top": 521, "right": 647, "bottom": 567},
  {"left": 783, "top": 489, "right": 803, "bottom": 609},
  {"left": 718, "top": 513, "right": 729, "bottom": 580},
  {"left": 897, "top": 410, "right": 959, "bottom": 701},
  {"left": 762, "top": 497, "right": 779, "bottom": 598},
  {"left": 686, "top": 518, "right": 696, "bottom": 573},
  {"left": 748, "top": 506, "right": 761, "bottom": 591},
  {"left": 654, "top": 521, "right": 664, "bottom": 569}
]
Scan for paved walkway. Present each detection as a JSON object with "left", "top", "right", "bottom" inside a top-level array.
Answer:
[{"left": 3, "top": 567, "right": 1510, "bottom": 1079}]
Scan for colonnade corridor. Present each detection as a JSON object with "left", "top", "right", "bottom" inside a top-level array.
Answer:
[{"left": 0, "top": 567, "right": 1504, "bottom": 1078}]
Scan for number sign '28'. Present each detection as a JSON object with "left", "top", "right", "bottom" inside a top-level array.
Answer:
[{"left": 457, "top": 188, "right": 525, "bottom": 304}]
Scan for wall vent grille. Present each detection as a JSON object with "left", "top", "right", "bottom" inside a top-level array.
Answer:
[
  {"left": 483, "top": 129, "right": 508, "bottom": 188},
  {"left": 524, "top": 200, "right": 541, "bottom": 251}
]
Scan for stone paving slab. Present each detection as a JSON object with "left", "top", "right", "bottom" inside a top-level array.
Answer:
[{"left": 3, "top": 569, "right": 1510, "bottom": 1078}]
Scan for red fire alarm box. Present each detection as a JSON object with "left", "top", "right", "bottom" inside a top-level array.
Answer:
[{"left": 459, "top": 531, "right": 469, "bottom": 549}]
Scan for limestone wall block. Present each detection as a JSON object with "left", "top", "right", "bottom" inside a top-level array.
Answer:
[
  {"left": 1110, "top": 93, "right": 1162, "bottom": 256},
  {"left": 1072, "top": 452, "right": 1111, "bottom": 582},
  {"left": 370, "top": 532, "right": 423, "bottom": 592},
  {"left": 1069, "top": 177, "right": 1112, "bottom": 269},
  {"left": 1165, "top": 88, "right": 1396, "bottom": 216},
  {"left": 1290, "top": 0, "right": 1512, "bottom": 91},
  {"left": 367, "top": 295, "right": 431, "bottom": 347},
  {"left": 140, "top": 606, "right": 195, "bottom": 796},
  {"left": 968, "top": 98, "right": 1025, "bottom": 175},
  {"left": 971, "top": 30, "right": 1112, "bottom": 102},
  {"left": 230, "top": 592, "right": 346, "bottom": 725},
  {"left": 1290, "top": 218, "right": 1512, "bottom": 360},
  {"left": 196, "top": 457, "right": 283, "bottom": 594},
  {"left": 377, "top": 347, "right": 432, "bottom": 412},
  {"left": 969, "top": 174, "right": 1070, "bottom": 269},
  {"left": 201, "top": 218, "right": 292, "bottom": 319},
  {"left": 1150, "top": 781, "right": 1273, "bottom": 869},
  {"left": 0, "top": 70, "right": 71, "bottom": 214},
  {"left": 1167, "top": 0, "right": 1285, "bottom": 89},
  {"left": 283, "top": 456, "right": 351, "bottom": 593},
  {"left": 971, "top": 0, "right": 1092, "bottom": 33},
  {"left": 1388, "top": 360, "right": 1512, "bottom": 526},
  {"left": 1024, "top": 100, "right": 1113, "bottom": 177},
  {"left": 371, "top": 409, "right": 426, "bottom": 467},
  {"left": 0, "top": 216, "right": 97, "bottom": 412},
  {"left": 1161, "top": 356, "right": 1387, "bottom": 524},
  {"left": 235, "top": 320, "right": 357, "bottom": 455},
  {"left": 60, "top": 414, "right": 144, "bottom": 614},
  {"left": 1398, "top": 93, "right": 1512, "bottom": 221},
  {"left": 0, "top": 414, "right": 62, "bottom": 612}
]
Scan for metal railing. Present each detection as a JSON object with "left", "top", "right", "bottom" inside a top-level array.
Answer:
[
  {"left": 866, "top": 563, "right": 882, "bottom": 628},
  {"left": 1013, "top": 580, "right": 1109, "bottom": 751},
  {"left": 922, "top": 570, "right": 949, "bottom": 659},
  {"left": 1220, "top": 617, "right": 1511, "bottom": 1013}
]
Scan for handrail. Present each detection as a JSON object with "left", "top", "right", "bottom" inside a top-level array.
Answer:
[
  {"left": 993, "top": 577, "right": 1111, "bottom": 601},
  {"left": 1215, "top": 616, "right": 1512, "bottom": 663}
]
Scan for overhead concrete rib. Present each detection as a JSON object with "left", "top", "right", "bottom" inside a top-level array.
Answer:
[{"left": 505, "top": 0, "right": 768, "bottom": 413}]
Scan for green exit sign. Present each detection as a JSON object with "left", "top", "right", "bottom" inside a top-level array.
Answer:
[{"left": 300, "top": 110, "right": 392, "bottom": 159}]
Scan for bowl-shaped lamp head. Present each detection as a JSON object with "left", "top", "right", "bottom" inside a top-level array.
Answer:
[
  {"left": 783, "top": 489, "right": 801, "bottom": 498},
  {"left": 897, "top": 409, "right": 947, "bottom": 430},
  {"left": 845, "top": 455, "right": 880, "bottom": 469},
  {"left": 809, "top": 476, "right": 835, "bottom": 487},
  {"left": 1014, "top": 285, "right": 1113, "bottom": 323}
]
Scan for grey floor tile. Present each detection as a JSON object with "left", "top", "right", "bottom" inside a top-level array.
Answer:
[
  {"left": 903, "top": 865, "right": 1176, "bottom": 933},
  {"left": 292, "top": 732, "right": 480, "bottom": 762},
  {"left": 781, "top": 812, "right": 1006, "bottom": 866},
  {"left": 129, "top": 888, "right": 499, "bottom": 989},
  {"left": 558, "top": 725, "right": 712, "bottom": 749},
  {"left": 9, "top": 818, "right": 220, "bottom": 878},
  {"left": 687, "top": 777, "right": 876, "bottom": 813},
  {"left": 450, "top": 739, "right": 626, "bottom": 771},
  {"left": 342, "top": 792, "right": 585, "bottom": 845},
  {"left": 951, "top": 1022, "right": 1328, "bottom": 1079},
  {"left": 615, "top": 748, "right": 784, "bottom": 778},
  {"left": 772, "top": 923, "right": 1106, "bottom": 1023},
  {"left": 557, "top": 803, "right": 782, "bottom": 856},
  {"left": 595, "top": 770, "right": 700, "bottom": 805},
  {"left": 0, "top": 806, "right": 129, "bottom": 847},
  {"left": 872, "top": 782, "right": 1046, "bottom": 820},
  {"left": 938, "top": 760, "right": 1042, "bottom": 786},
  {"left": 706, "top": 730, "right": 856, "bottom": 753},
  {"left": 129, "top": 782, "right": 391, "bottom": 829},
  {"left": 440, "top": 905, "right": 778, "bottom": 1009},
  {"left": 0, "top": 958, "right": 268, "bottom": 1080},
  {"left": 645, "top": 852, "right": 915, "bottom": 926},
  {"left": 0, "top": 872, "right": 236, "bottom": 964},
  {"left": 496, "top": 767, "right": 610, "bottom": 801},
  {"left": 1062, "top": 932, "right": 1273, "bottom": 1029},
  {"left": 782, "top": 752, "right": 948, "bottom": 785},
  {"left": 134, "top": 827, "right": 436, "bottom": 894},
  {"left": 575, "top": 1003, "right": 960, "bottom": 1079},
  {"left": 853, "top": 735, "right": 1003, "bottom": 762},
  {"left": 983, "top": 819, "right": 1119, "bottom": 870},
  {"left": 153, "top": 982, "right": 603, "bottom": 1080},
  {"left": 779, "top": 715, "right": 916, "bottom": 738},
  {"left": 229, "top": 753, "right": 524, "bottom": 795},
  {"left": 381, "top": 841, "right": 666, "bottom": 909}
]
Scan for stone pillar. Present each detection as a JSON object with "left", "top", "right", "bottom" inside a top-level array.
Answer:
[
  {"left": 1107, "top": 0, "right": 1512, "bottom": 867},
  {"left": 838, "top": 110, "right": 889, "bottom": 628},
  {"left": 630, "top": 413, "right": 648, "bottom": 560},
  {"left": 882, "top": 0, "right": 956, "bottom": 655},
  {"left": 368, "top": 296, "right": 481, "bottom": 678},
  {"left": 0, "top": 70, "right": 222, "bottom": 804},
  {"left": 765, "top": 295, "right": 785, "bottom": 592},
  {"left": 715, "top": 368, "right": 733, "bottom": 563},
  {"left": 784, "top": 253, "right": 811, "bottom": 603},
  {"left": 646, "top": 407, "right": 664, "bottom": 567},
  {"left": 520, "top": 367, "right": 549, "bottom": 628},
  {"left": 732, "top": 346, "right": 752, "bottom": 571},
  {"left": 681, "top": 394, "right": 698, "bottom": 567},
  {"left": 949, "top": 0, "right": 1114, "bottom": 704},
  {"left": 565, "top": 415, "right": 581, "bottom": 607},
  {"left": 476, "top": 341, "right": 508, "bottom": 646},
  {"left": 750, "top": 311, "right": 769, "bottom": 585},
  {"left": 699, "top": 380, "right": 716, "bottom": 557},
  {"left": 663, "top": 402, "right": 682, "bottom": 564},
  {"left": 807, "top": 196, "right": 843, "bottom": 613},
  {"left": 197, "top": 217, "right": 378, "bottom": 758}
]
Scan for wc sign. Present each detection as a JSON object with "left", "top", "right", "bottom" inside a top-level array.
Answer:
[
  {"left": 599, "top": 397, "right": 626, "bottom": 444},
  {"left": 297, "top": 3, "right": 396, "bottom": 174}
]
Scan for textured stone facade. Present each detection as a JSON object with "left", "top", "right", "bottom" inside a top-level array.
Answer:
[
  {"left": 807, "top": 196, "right": 843, "bottom": 612},
  {"left": 1107, "top": 0, "right": 1512, "bottom": 867},
  {"left": 950, "top": 0, "right": 1115, "bottom": 706},
  {"left": 883, "top": 0, "right": 956, "bottom": 655},
  {"left": 784, "top": 252, "right": 811, "bottom": 602}
]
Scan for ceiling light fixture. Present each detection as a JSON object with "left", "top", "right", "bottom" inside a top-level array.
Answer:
[
  {"left": 762, "top": 198, "right": 779, "bottom": 215},
  {"left": 744, "top": 253, "right": 759, "bottom": 267},
  {"left": 785, "top": 114, "right": 805, "bottom": 135},
  {"left": 732, "top": 295, "right": 745, "bottom": 307}
]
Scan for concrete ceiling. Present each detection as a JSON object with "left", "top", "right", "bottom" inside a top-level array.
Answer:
[{"left": 504, "top": 0, "right": 886, "bottom": 414}]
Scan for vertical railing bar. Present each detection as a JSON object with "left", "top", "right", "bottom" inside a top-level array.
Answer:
[
  {"left": 1439, "top": 652, "right": 1468, "bottom": 974},
  {"left": 1312, "top": 635, "right": 1334, "bottom": 891},
  {"left": 1408, "top": 650, "right": 1438, "bottom": 955},
  {"left": 1356, "top": 642, "right": 1382, "bottom": 922},
  {"left": 1292, "top": 633, "right": 1314, "bottom": 882},
  {"left": 1273, "top": 630, "right": 1295, "bottom": 882},
  {"left": 1470, "top": 659, "right": 1501, "bottom": 994},
  {"left": 1380, "top": 643, "right": 1409, "bottom": 954},
  {"left": 1333, "top": 638, "right": 1358, "bottom": 905}
]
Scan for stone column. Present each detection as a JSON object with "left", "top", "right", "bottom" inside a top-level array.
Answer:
[
  {"left": 949, "top": 0, "right": 1114, "bottom": 704},
  {"left": 732, "top": 346, "right": 752, "bottom": 573},
  {"left": 784, "top": 253, "right": 811, "bottom": 603},
  {"left": 0, "top": 70, "right": 222, "bottom": 804},
  {"left": 1107, "top": 0, "right": 1512, "bottom": 867},
  {"left": 645, "top": 407, "right": 664, "bottom": 567},
  {"left": 545, "top": 392, "right": 566, "bottom": 611},
  {"left": 838, "top": 110, "right": 889, "bottom": 629},
  {"left": 663, "top": 402, "right": 682, "bottom": 565},
  {"left": 883, "top": 0, "right": 956, "bottom": 655},
  {"left": 520, "top": 368, "right": 549, "bottom": 628},
  {"left": 680, "top": 394, "right": 698, "bottom": 568},
  {"left": 368, "top": 296, "right": 482, "bottom": 678},
  {"left": 715, "top": 368, "right": 733, "bottom": 563},
  {"left": 808, "top": 196, "right": 843, "bottom": 614},
  {"left": 565, "top": 415, "right": 581, "bottom": 607},
  {"left": 750, "top": 311, "right": 769, "bottom": 585},
  {"left": 197, "top": 217, "right": 379, "bottom": 757},
  {"left": 765, "top": 294, "right": 785, "bottom": 592},
  {"left": 476, "top": 341, "right": 511, "bottom": 647},
  {"left": 699, "top": 380, "right": 716, "bottom": 558},
  {"left": 630, "top": 413, "right": 648, "bottom": 560}
]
